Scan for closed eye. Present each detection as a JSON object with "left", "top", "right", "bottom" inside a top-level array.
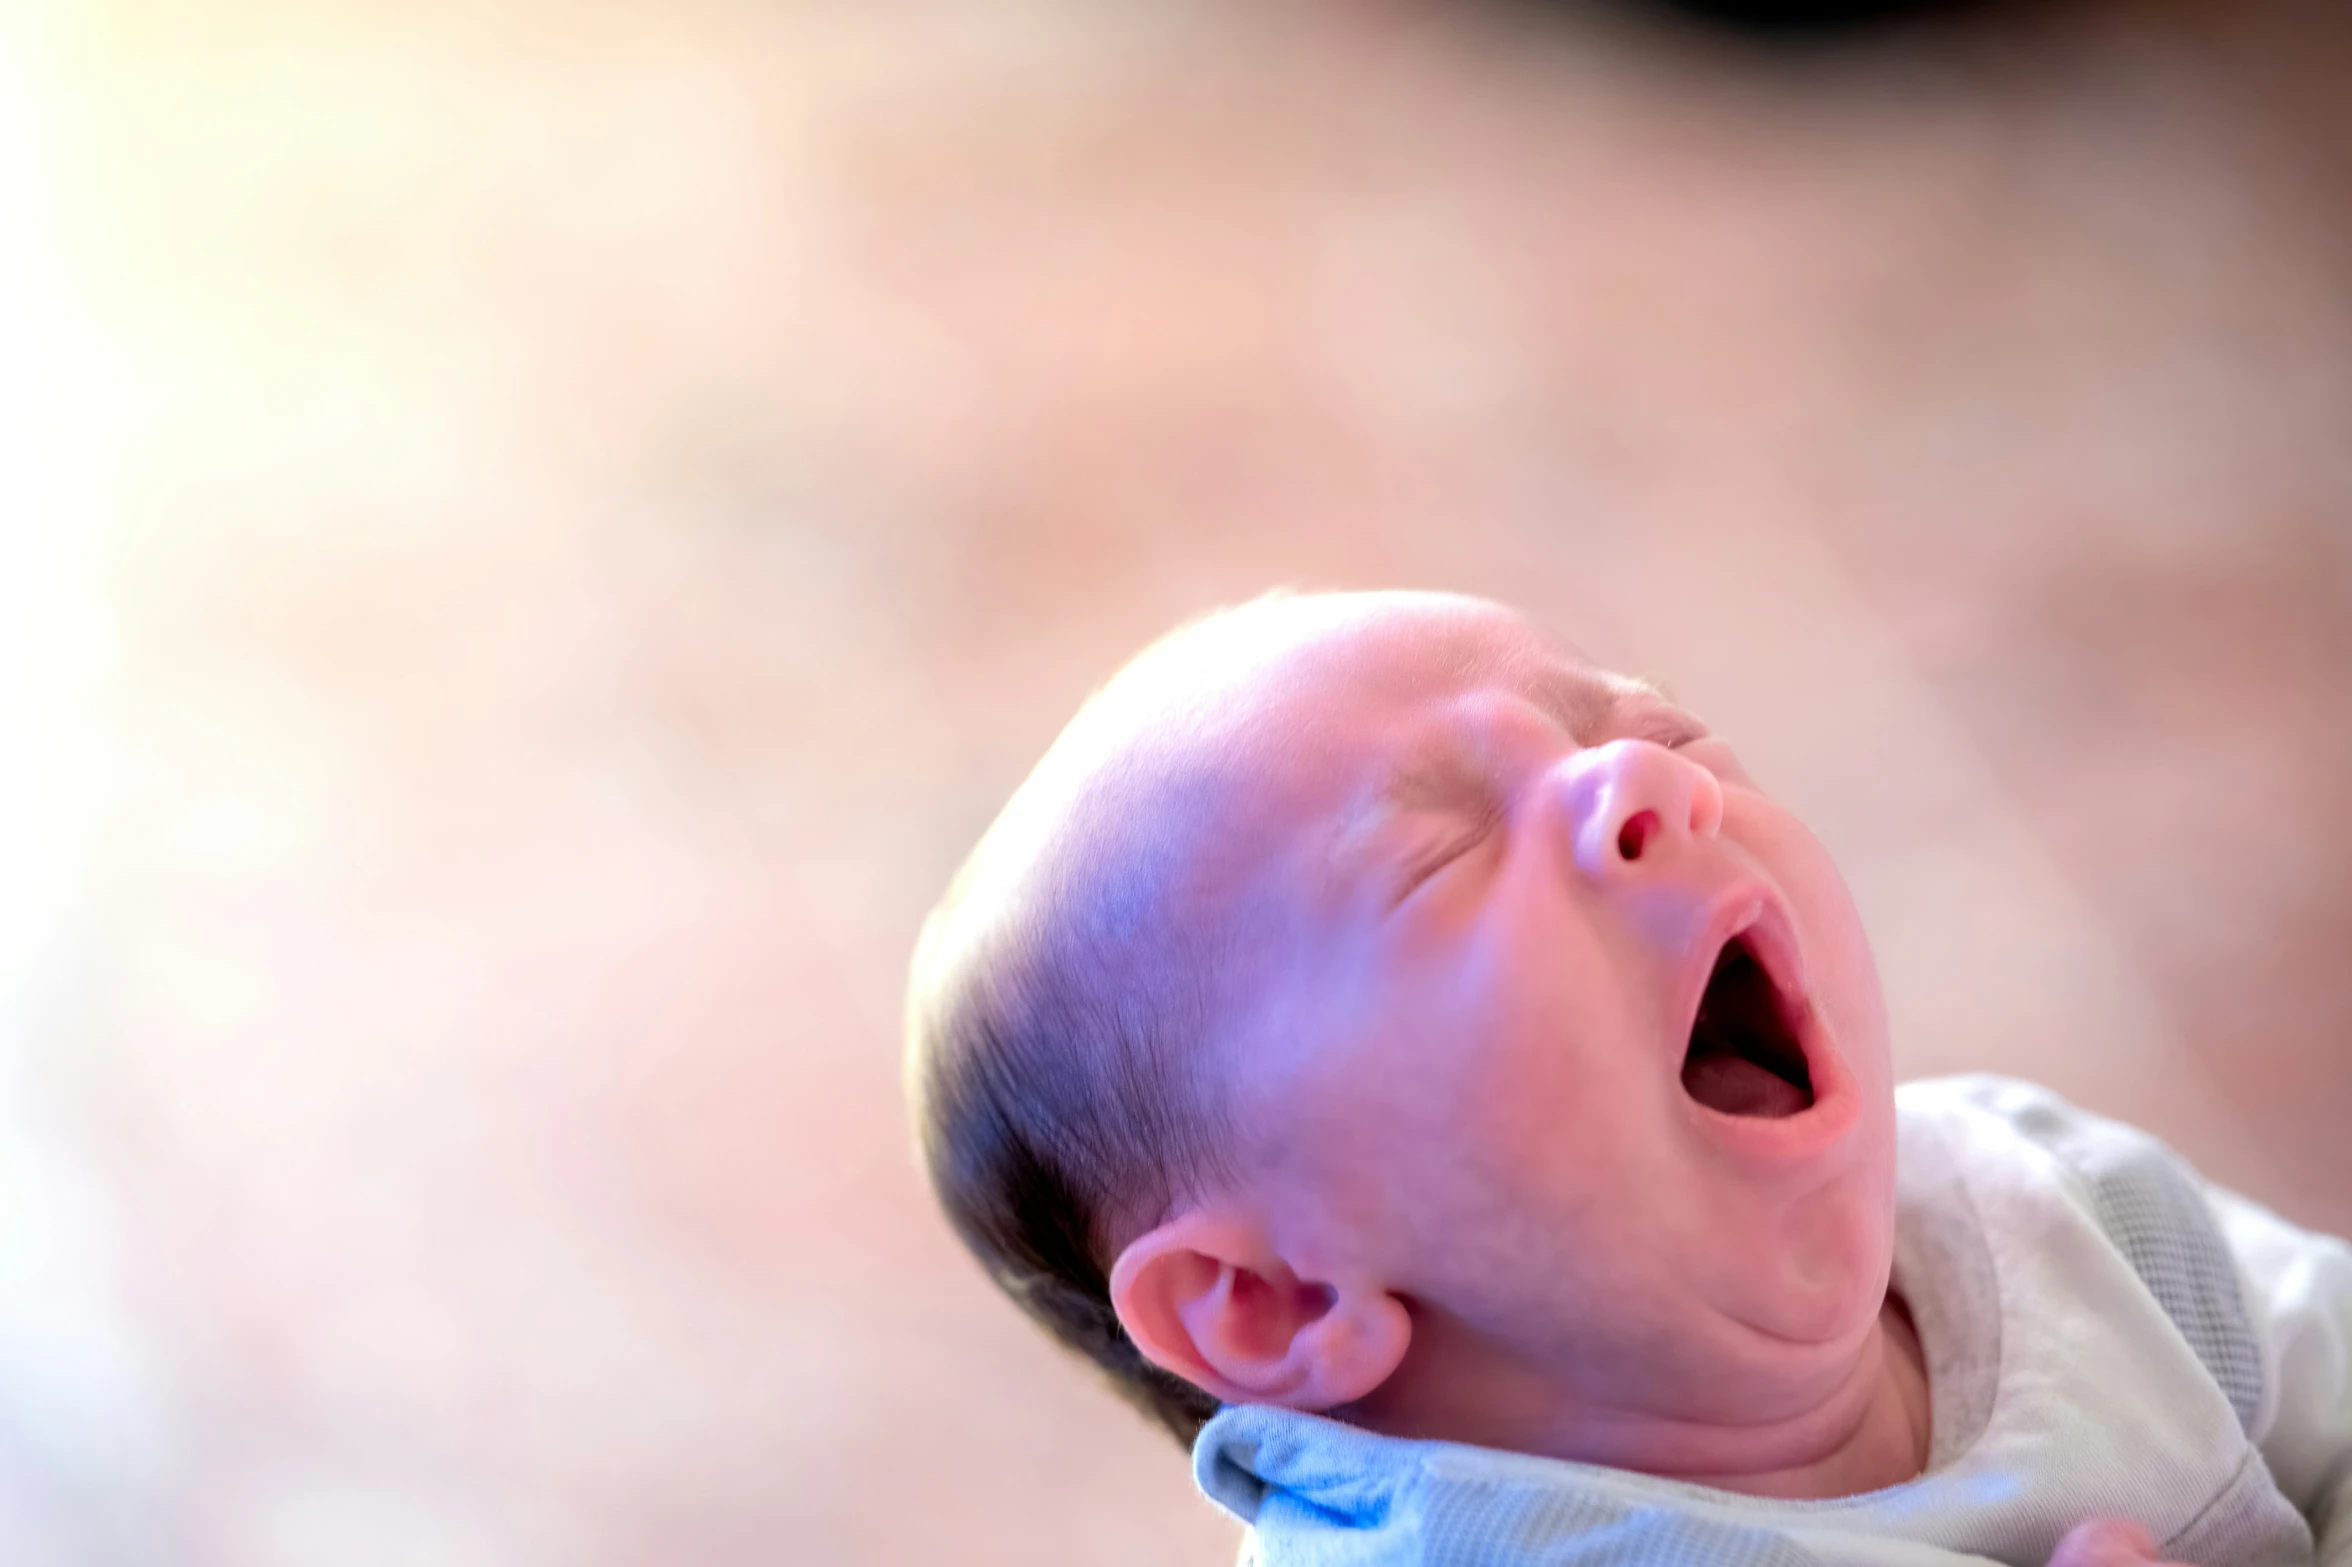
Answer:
[
  {"left": 1633, "top": 715, "right": 1708, "bottom": 750},
  {"left": 1391, "top": 810, "right": 1500, "bottom": 907}
]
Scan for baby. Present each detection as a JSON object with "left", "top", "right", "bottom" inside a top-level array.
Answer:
[{"left": 904, "top": 590, "right": 2352, "bottom": 1567}]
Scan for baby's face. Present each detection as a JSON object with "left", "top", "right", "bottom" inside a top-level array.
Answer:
[{"left": 1190, "top": 593, "right": 1897, "bottom": 1425}]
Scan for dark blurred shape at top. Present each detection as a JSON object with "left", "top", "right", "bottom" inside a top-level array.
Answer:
[{"left": 1610, "top": 0, "right": 1994, "bottom": 37}]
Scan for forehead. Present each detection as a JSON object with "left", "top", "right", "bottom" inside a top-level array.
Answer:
[
  {"left": 1000, "top": 596, "right": 1650, "bottom": 920},
  {"left": 1126, "top": 597, "right": 1638, "bottom": 857},
  {"left": 934, "top": 597, "right": 1622, "bottom": 1011},
  {"left": 1278, "top": 597, "right": 1556, "bottom": 696},
  {"left": 1209, "top": 595, "right": 1633, "bottom": 767}
]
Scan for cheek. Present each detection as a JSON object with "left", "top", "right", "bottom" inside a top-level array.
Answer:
[
  {"left": 1434, "top": 1045, "right": 1688, "bottom": 1304},
  {"left": 1733, "top": 804, "right": 1891, "bottom": 1083},
  {"left": 1314, "top": 1031, "right": 1616, "bottom": 1287},
  {"left": 1438, "top": 960, "right": 1655, "bottom": 1187},
  {"left": 1812, "top": 894, "right": 1890, "bottom": 1087}
]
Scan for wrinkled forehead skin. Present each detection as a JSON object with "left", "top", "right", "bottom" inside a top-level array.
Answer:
[{"left": 954, "top": 592, "right": 1579, "bottom": 944}]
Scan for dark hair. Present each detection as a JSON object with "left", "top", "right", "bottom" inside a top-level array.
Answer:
[
  {"left": 906, "top": 845, "right": 1238, "bottom": 1447},
  {"left": 907, "top": 597, "right": 1320, "bottom": 1448}
]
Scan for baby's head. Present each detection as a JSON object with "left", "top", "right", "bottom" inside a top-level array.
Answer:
[{"left": 906, "top": 591, "right": 1900, "bottom": 1465}]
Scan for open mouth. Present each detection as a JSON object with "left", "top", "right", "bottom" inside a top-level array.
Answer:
[{"left": 1680, "top": 936, "right": 1815, "bottom": 1119}]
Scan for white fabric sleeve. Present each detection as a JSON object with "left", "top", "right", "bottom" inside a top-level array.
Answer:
[{"left": 2207, "top": 1185, "right": 2352, "bottom": 1565}]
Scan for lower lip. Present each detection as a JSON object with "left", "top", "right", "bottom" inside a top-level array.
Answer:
[{"left": 1681, "top": 1003, "right": 1859, "bottom": 1165}]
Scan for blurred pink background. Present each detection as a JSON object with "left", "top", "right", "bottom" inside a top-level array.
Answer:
[{"left": 3, "top": 0, "right": 2349, "bottom": 1561}]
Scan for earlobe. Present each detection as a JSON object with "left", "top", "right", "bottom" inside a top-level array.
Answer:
[{"left": 1109, "top": 1213, "right": 1411, "bottom": 1411}]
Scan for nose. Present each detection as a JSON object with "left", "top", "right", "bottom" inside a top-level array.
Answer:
[{"left": 1554, "top": 739, "right": 1724, "bottom": 881}]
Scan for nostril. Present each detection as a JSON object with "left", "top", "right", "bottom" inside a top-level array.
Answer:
[{"left": 1618, "top": 810, "right": 1659, "bottom": 862}]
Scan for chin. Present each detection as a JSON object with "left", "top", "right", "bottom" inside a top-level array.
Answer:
[{"left": 1747, "top": 1170, "right": 1899, "bottom": 1349}]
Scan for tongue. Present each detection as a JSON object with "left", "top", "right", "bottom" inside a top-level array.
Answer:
[{"left": 1682, "top": 1050, "right": 1812, "bottom": 1119}]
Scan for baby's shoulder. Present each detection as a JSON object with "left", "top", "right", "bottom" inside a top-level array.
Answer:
[
  {"left": 1896, "top": 1072, "right": 2176, "bottom": 1169},
  {"left": 1896, "top": 1074, "right": 2265, "bottom": 1433},
  {"left": 1895, "top": 1072, "right": 2218, "bottom": 1217}
]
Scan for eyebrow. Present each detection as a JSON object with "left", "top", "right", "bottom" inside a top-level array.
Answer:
[
  {"left": 1390, "top": 739, "right": 1502, "bottom": 818},
  {"left": 1369, "top": 664, "right": 1626, "bottom": 820},
  {"left": 1521, "top": 664, "right": 1624, "bottom": 738},
  {"left": 1317, "top": 730, "right": 1489, "bottom": 881}
]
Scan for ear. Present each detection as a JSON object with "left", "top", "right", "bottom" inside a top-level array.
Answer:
[{"left": 1108, "top": 1212, "right": 1411, "bottom": 1411}]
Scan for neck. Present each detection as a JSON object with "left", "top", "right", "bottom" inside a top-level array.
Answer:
[{"left": 1345, "top": 1292, "right": 1932, "bottom": 1500}]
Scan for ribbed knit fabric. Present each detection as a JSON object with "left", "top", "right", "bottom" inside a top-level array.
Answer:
[{"left": 1197, "top": 1077, "right": 2343, "bottom": 1567}]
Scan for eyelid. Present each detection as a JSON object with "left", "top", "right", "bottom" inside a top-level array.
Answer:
[
  {"left": 1390, "top": 807, "right": 1501, "bottom": 907},
  {"left": 1635, "top": 715, "right": 1708, "bottom": 749}
]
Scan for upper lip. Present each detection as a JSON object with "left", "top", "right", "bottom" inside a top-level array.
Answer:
[{"left": 1674, "top": 881, "right": 1814, "bottom": 1075}]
